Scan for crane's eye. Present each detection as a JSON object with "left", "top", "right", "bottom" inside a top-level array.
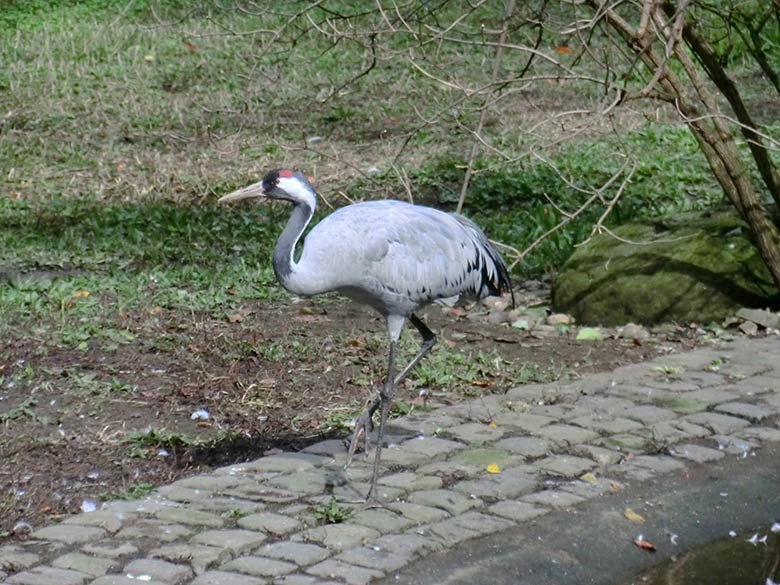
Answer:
[{"left": 272, "top": 178, "right": 280, "bottom": 185}]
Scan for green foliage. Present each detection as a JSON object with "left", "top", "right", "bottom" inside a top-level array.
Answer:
[
  {"left": 314, "top": 496, "right": 353, "bottom": 524},
  {"left": 102, "top": 482, "right": 155, "bottom": 501},
  {"left": 125, "top": 427, "right": 193, "bottom": 457},
  {"left": 0, "top": 398, "right": 38, "bottom": 422}
]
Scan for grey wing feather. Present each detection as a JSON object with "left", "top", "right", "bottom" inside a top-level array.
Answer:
[{"left": 297, "top": 200, "right": 513, "bottom": 313}]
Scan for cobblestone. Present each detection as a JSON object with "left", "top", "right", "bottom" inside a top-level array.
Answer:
[
  {"left": 50, "top": 552, "right": 117, "bottom": 577},
  {"left": 714, "top": 401, "right": 772, "bottom": 422},
  {"left": 670, "top": 443, "right": 726, "bottom": 463},
  {"left": 300, "top": 524, "right": 381, "bottom": 552},
  {"left": 5, "top": 566, "right": 91, "bottom": 585},
  {"left": 220, "top": 556, "right": 297, "bottom": 577},
  {"left": 534, "top": 424, "right": 599, "bottom": 445},
  {"left": 237, "top": 512, "right": 302, "bottom": 536},
  {"left": 306, "top": 559, "right": 384, "bottom": 585},
  {"left": 189, "top": 570, "right": 267, "bottom": 585},
  {"left": 255, "top": 542, "right": 330, "bottom": 566},
  {"left": 123, "top": 558, "right": 193, "bottom": 583},
  {"left": 684, "top": 412, "right": 752, "bottom": 434}
]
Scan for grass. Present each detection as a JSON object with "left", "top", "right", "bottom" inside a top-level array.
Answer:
[{"left": 101, "top": 482, "right": 155, "bottom": 501}]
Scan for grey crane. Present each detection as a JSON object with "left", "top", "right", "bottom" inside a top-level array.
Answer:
[{"left": 218, "top": 168, "right": 513, "bottom": 499}]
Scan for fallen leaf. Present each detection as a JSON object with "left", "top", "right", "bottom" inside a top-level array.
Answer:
[
  {"left": 633, "top": 536, "right": 656, "bottom": 551},
  {"left": 576, "top": 327, "right": 602, "bottom": 341},
  {"left": 488, "top": 421, "right": 497, "bottom": 428},
  {"left": 580, "top": 472, "right": 598, "bottom": 485},
  {"left": 182, "top": 39, "right": 199, "bottom": 51},
  {"left": 511, "top": 318, "right": 530, "bottom": 330},
  {"left": 624, "top": 508, "right": 646, "bottom": 523},
  {"left": 470, "top": 379, "right": 490, "bottom": 387},
  {"left": 72, "top": 289, "right": 91, "bottom": 298},
  {"left": 555, "top": 44, "right": 571, "bottom": 54},
  {"left": 486, "top": 463, "right": 501, "bottom": 474},
  {"left": 227, "top": 313, "right": 243, "bottom": 323},
  {"left": 443, "top": 338, "right": 457, "bottom": 348}
]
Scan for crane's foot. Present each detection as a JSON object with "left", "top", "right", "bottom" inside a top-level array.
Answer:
[{"left": 344, "top": 409, "right": 374, "bottom": 469}]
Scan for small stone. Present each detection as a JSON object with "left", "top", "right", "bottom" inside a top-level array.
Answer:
[
  {"left": 406, "top": 490, "right": 481, "bottom": 516},
  {"left": 714, "top": 402, "right": 770, "bottom": 422},
  {"left": 190, "top": 570, "right": 267, "bottom": 585},
  {"left": 148, "top": 543, "right": 229, "bottom": 574},
  {"left": 494, "top": 436, "right": 551, "bottom": 458},
  {"left": 302, "top": 524, "right": 380, "bottom": 551},
  {"left": 5, "top": 566, "right": 92, "bottom": 585},
  {"left": 256, "top": 542, "right": 330, "bottom": 566},
  {"left": 488, "top": 500, "right": 549, "bottom": 522},
  {"left": 32, "top": 524, "right": 105, "bottom": 544},
  {"left": 618, "top": 323, "right": 649, "bottom": 340},
  {"left": 684, "top": 412, "right": 751, "bottom": 435},
  {"left": 221, "top": 556, "right": 297, "bottom": 577},
  {"left": 123, "top": 558, "right": 193, "bottom": 583},
  {"left": 739, "top": 320, "right": 759, "bottom": 335},
  {"left": 670, "top": 443, "right": 725, "bottom": 463},
  {"left": 51, "top": 552, "right": 117, "bottom": 577},
  {"left": 387, "top": 502, "right": 449, "bottom": 525},
  {"left": 535, "top": 424, "right": 599, "bottom": 445},
  {"left": 0, "top": 547, "right": 40, "bottom": 572},
  {"left": 82, "top": 541, "right": 139, "bottom": 559},
  {"left": 443, "top": 422, "right": 506, "bottom": 444},
  {"left": 91, "top": 576, "right": 168, "bottom": 585},
  {"left": 237, "top": 512, "right": 301, "bottom": 536},
  {"left": 736, "top": 307, "right": 780, "bottom": 329},
  {"left": 335, "top": 547, "right": 409, "bottom": 572},
  {"left": 532, "top": 455, "right": 596, "bottom": 478},
  {"left": 350, "top": 508, "right": 412, "bottom": 534},
  {"left": 191, "top": 529, "right": 268, "bottom": 555},
  {"left": 521, "top": 490, "right": 586, "bottom": 508},
  {"left": 546, "top": 313, "right": 572, "bottom": 325},
  {"left": 156, "top": 507, "right": 225, "bottom": 528},
  {"left": 306, "top": 559, "right": 383, "bottom": 585}
]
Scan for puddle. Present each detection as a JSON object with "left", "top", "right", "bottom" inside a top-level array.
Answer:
[{"left": 626, "top": 527, "right": 780, "bottom": 585}]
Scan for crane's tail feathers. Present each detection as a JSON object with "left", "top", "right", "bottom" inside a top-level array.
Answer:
[{"left": 452, "top": 214, "right": 515, "bottom": 309}]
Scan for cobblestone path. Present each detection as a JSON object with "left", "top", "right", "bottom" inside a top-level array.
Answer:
[{"left": 2, "top": 336, "right": 779, "bottom": 585}]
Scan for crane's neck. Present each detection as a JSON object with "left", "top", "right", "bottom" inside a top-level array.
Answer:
[{"left": 272, "top": 199, "right": 314, "bottom": 293}]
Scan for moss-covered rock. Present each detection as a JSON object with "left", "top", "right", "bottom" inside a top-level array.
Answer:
[{"left": 552, "top": 210, "right": 780, "bottom": 326}]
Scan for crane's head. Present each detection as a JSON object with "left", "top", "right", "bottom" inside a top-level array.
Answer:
[{"left": 218, "top": 168, "right": 316, "bottom": 209}]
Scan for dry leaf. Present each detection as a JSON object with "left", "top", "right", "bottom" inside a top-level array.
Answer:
[
  {"left": 227, "top": 313, "right": 243, "bottom": 323},
  {"left": 182, "top": 39, "right": 199, "bottom": 51},
  {"left": 633, "top": 536, "right": 656, "bottom": 551},
  {"left": 470, "top": 379, "right": 491, "bottom": 387},
  {"left": 486, "top": 463, "right": 501, "bottom": 474},
  {"left": 488, "top": 421, "right": 497, "bottom": 428},
  {"left": 580, "top": 472, "right": 598, "bottom": 485},
  {"left": 554, "top": 44, "right": 571, "bottom": 54},
  {"left": 624, "top": 508, "right": 646, "bottom": 523},
  {"left": 72, "top": 290, "right": 91, "bottom": 298}
]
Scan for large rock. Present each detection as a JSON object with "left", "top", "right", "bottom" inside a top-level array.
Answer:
[{"left": 552, "top": 210, "right": 779, "bottom": 326}]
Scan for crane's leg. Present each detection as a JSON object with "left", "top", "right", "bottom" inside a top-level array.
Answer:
[
  {"left": 346, "top": 314, "right": 437, "bottom": 497},
  {"left": 366, "top": 340, "right": 396, "bottom": 500}
]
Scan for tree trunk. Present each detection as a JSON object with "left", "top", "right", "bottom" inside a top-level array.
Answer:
[
  {"left": 664, "top": 2, "right": 780, "bottom": 208},
  {"left": 589, "top": 1, "right": 780, "bottom": 292}
]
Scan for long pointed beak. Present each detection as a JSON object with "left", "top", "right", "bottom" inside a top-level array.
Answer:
[{"left": 218, "top": 181, "right": 266, "bottom": 204}]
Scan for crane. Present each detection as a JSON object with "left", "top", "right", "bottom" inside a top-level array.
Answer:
[{"left": 218, "top": 168, "right": 513, "bottom": 499}]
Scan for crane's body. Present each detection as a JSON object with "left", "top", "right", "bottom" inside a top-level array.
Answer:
[
  {"left": 279, "top": 199, "right": 509, "bottom": 319},
  {"left": 219, "top": 168, "right": 513, "bottom": 499}
]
